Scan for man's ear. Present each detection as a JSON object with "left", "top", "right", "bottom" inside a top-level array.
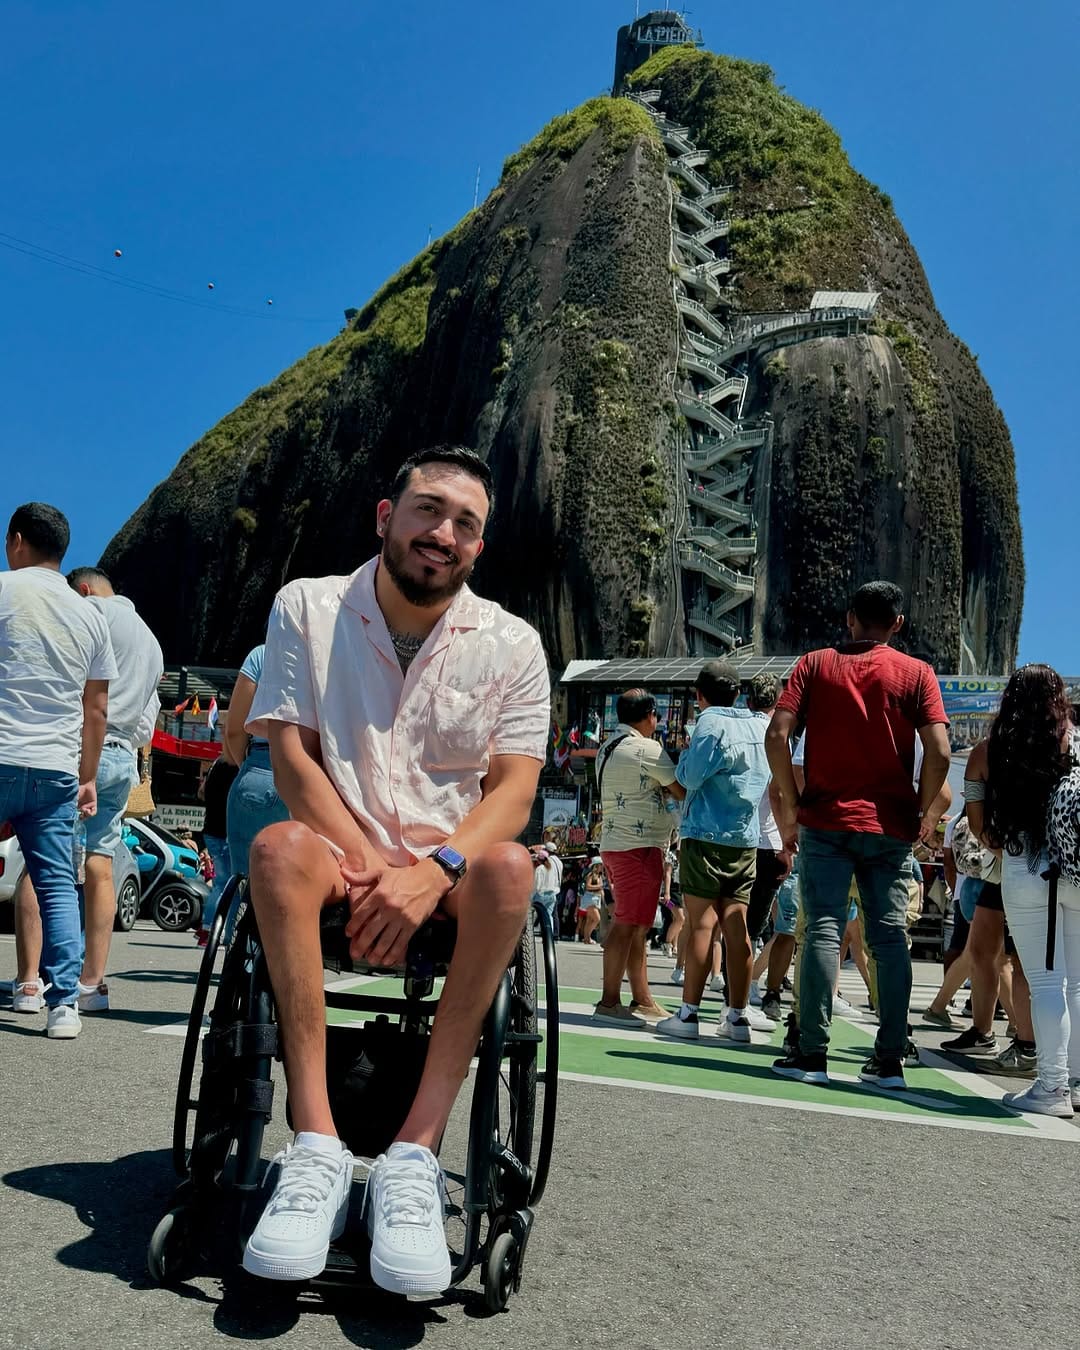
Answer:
[
  {"left": 375, "top": 499, "right": 392, "bottom": 537},
  {"left": 892, "top": 613, "right": 906, "bottom": 635},
  {"left": 77, "top": 582, "right": 92, "bottom": 597}
]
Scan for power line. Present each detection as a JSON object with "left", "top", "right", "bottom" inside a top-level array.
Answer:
[{"left": 0, "top": 229, "right": 332, "bottom": 325}]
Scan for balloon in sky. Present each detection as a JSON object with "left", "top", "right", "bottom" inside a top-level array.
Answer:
[
  {"left": 207, "top": 282, "right": 215, "bottom": 290},
  {"left": 266, "top": 298, "right": 273, "bottom": 306},
  {"left": 113, "top": 249, "right": 122, "bottom": 257}
]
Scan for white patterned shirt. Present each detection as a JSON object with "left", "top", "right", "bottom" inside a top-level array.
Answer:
[{"left": 247, "top": 557, "right": 550, "bottom": 866}]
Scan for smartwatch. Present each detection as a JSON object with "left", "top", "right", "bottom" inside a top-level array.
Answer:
[{"left": 430, "top": 844, "right": 467, "bottom": 891}]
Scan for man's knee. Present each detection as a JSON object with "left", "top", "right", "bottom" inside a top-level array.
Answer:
[
  {"left": 465, "top": 842, "right": 532, "bottom": 918},
  {"left": 249, "top": 821, "right": 336, "bottom": 907}
]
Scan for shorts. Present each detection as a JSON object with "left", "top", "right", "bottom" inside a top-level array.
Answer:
[
  {"left": 774, "top": 873, "right": 799, "bottom": 935},
  {"left": 600, "top": 848, "right": 665, "bottom": 927},
  {"left": 948, "top": 906, "right": 970, "bottom": 953},
  {"left": 973, "top": 881, "right": 1016, "bottom": 955},
  {"left": 668, "top": 884, "right": 683, "bottom": 910},
  {"left": 85, "top": 743, "right": 138, "bottom": 857},
  {"left": 680, "top": 838, "right": 757, "bottom": 906},
  {"left": 747, "top": 848, "right": 786, "bottom": 941}
]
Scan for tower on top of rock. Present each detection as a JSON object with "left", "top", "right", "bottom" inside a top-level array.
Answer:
[{"left": 613, "top": 10, "right": 704, "bottom": 90}]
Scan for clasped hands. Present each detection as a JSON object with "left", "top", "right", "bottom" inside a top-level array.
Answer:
[{"left": 341, "top": 856, "right": 448, "bottom": 968}]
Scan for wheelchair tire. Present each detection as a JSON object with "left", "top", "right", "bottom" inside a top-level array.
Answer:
[
  {"left": 482, "top": 1229, "right": 519, "bottom": 1313},
  {"left": 147, "top": 1204, "right": 198, "bottom": 1286},
  {"left": 507, "top": 924, "right": 538, "bottom": 1169}
]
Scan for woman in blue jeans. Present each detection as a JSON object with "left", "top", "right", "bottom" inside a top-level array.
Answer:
[{"left": 222, "top": 645, "right": 289, "bottom": 939}]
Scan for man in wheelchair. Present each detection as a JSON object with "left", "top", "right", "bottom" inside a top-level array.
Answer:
[{"left": 240, "top": 446, "right": 549, "bottom": 1294}]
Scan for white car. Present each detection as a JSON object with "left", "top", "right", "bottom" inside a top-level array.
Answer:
[{"left": 0, "top": 831, "right": 142, "bottom": 932}]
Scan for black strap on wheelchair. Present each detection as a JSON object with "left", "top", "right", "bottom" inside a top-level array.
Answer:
[
  {"left": 237, "top": 1078, "right": 275, "bottom": 1115},
  {"left": 202, "top": 1022, "right": 279, "bottom": 1064}
]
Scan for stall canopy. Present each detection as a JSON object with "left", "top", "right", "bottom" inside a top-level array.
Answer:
[{"left": 560, "top": 655, "right": 802, "bottom": 686}]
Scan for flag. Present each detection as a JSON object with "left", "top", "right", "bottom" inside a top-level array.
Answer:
[
  {"left": 207, "top": 696, "right": 219, "bottom": 732},
  {"left": 568, "top": 725, "right": 581, "bottom": 748},
  {"left": 550, "top": 720, "right": 562, "bottom": 749},
  {"left": 191, "top": 694, "right": 202, "bottom": 716},
  {"left": 173, "top": 697, "right": 191, "bottom": 715},
  {"left": 553, "top": 723, "right": 572, "bottom": 770}
]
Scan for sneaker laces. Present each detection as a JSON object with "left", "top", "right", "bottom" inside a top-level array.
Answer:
[
  {"left": 362, "top": 1154, "right": 442, "bottom": 1228},
  {"left": 263, "top": 1145, "right": 346, "bottom": 1215},
  {"left": 14, "top": 979, "right": 51, "bottom": 996}
]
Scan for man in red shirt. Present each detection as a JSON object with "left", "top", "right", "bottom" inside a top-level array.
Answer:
[{"left": 765, "top": 581, "right": 951, "bottom": 1090}]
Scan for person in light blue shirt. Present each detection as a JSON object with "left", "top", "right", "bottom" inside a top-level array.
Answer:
[{"left": 656, "top": 660, "right": 771, "bottom": 1045}]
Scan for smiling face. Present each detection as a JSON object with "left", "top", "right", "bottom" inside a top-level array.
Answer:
[{"left": 377, "top": 464, "right": 489, "bottom": 608}]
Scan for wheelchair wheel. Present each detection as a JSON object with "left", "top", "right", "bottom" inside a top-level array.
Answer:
[
  {"left": 147, "top": 1204, "right": 199, "bottom": 1285},
  {"left": 482, "top": 1228, "right": 520, "bottom": 1314},
  {"left": 506, "top": 922, "right": 538, "bottom": 1169}
]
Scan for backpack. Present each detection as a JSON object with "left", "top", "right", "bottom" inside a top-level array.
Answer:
[
  {"left": 1042, "top": 732, "right": 1080, "bottom": 969},
  {"left": 950, "top": 815, "right": 989, "bottom": 879}
]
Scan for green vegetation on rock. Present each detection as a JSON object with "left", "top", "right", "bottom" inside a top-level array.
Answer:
[{"left": 501, "top": 97, "right": 660, "bottom": 181}]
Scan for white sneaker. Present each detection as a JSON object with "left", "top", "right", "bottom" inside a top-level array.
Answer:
[
  {"left": 739, "top": 1005, "right": 776, "bottom": 1032},
  {"left": 832, "top": 995, "right": 860, "bottom": 1017},
  {"left": 1071, "top": 1079, "right": 1080, "bottom": 1111},
  {"left": 12, "top": 977, "right": 49, "bottom": 1014},
  {"left": 365, "top": 1142, "right": 451, "bottom": 1295},
  {"left": 670, "top": 967, "right": 684, "bottom": 986},
  {"left": 656, "top": 1012, "right": 699, "bottom": 1040},
  {"left": 719, "top": 1010, "right": 751, "bottom": 1043},
  {"left": 1002, "top": 1081, "right": 1074, "bottom": 1119},
  {"left": 77, "top": 980, "right": 110, "bottom": 1012},
  {"left": 243, "top": 1139, "right": 354, "bottom": 1280},
  {"left": 46, "top": 1005, "right": 81, "bottom": 1039},
  {"left": 709, "top": 975, "right": 725, "bottom": 995},
  {"left": 749, "top": 983, "right": 762, "bottom": 1007}
]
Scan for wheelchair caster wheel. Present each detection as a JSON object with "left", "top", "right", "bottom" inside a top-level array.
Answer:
[
  {"left": 147, "top": 1205, "right": 198, "bottom": 1285},
  {"left": 482, "top": 1230, "right": 519, "bottom": 1313}
]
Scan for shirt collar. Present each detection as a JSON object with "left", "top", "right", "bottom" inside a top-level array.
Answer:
[
  {"left": 343, "top": 556, "right": 485, "bottom": 666},
  {"left": 615, "top": 721, "right": 647, "bottom": 739}
]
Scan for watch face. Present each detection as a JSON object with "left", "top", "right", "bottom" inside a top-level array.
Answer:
[{"left": 437, "top": 845, "right": 466, "bottom": 870}]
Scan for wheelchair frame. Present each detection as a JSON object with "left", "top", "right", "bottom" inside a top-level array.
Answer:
[{"left": 148, "top": 876, "right": 560, "bottom": 1313}]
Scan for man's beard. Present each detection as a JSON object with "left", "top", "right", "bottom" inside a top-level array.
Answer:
[{"left": 381, "top": 530, "right": 474, "bottom": 608}]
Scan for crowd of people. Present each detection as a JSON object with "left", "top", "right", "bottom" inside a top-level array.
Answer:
[{"left": 4, "top": 465, "right": 1080, "bottom": 1307}]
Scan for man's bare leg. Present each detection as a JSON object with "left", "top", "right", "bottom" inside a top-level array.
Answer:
[
  {"left": 766, "top": 933, "right": 796, "bottom": 994},
  {"left": 681, "top": 894, "right": 718, "bottom": 1006},
  {"left": 14, "top": 872, "right": 42, "bottom": 986},
  {"left": 627, "top": 926, "right": 652, "bottom": 1006},
  {"left": 395, "top": 842, "right": 532, "bottom": 1149},
  {"left": 928, "top": 950, "right": 970, "bottom": 1015},
  {"left": 248, "top": 820, "right": 348, "bottom": 1137},
  {"left": 968, "top": 907, "right": 1005, "bottom": 1035},
  {"left": 80, "top": 854, "right": 115, "bottom": 988},
  {"left": 752, "top": 936, "right": 773, "bottom": 981},
  {"left": 721, "top": 901, "right": 752, "bottom": 1009},
  {"left": 601, "top": 921, "right": 636, "bottom": 1006},
  {"left": 1009, "top": 956, "right": 1035, "bottom": 1042}
]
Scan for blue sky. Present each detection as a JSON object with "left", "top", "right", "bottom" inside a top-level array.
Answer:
[{"left": 2, "top": 1, "right": 1076, "bottom": 671}]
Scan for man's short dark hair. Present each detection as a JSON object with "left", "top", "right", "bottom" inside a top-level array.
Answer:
[
  {"left": 850, "top": 580, "right": 904, "bottom": 630},
  {"left": 7, "top": 502, "right": 70, "bottom": 563},
  {"left": 616, "top": 687, "right": 656, "bottom": 724},
  {"left": 390, "top": 446, "right": 495, "bottom": 517},
  {"left": 747, "top": 672, "right": 781, "bottom": 712},
  {"left": 695, "top": 660, "right": 741, "bottom": 707},
  {"left": 67, "top": 565, "right": 111, "bottom": 592}
]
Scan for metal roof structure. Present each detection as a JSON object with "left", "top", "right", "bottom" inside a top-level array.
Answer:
[
  {"left": 560, "top": 655, "right": 801, "bottom": 685},
  {"left": 159, "top": 664, "right": 241, "bottom": 707},
  {"left": 810, "top": 290, "right": 880, "bottom": 315}
]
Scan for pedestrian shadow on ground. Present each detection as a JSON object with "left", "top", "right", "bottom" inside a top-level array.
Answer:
[
  {"left": 602, "top": 1047, "right": 1020, "bottom": 1118},
  {"left": 4, "top": 1149, "right": 482, "bottom": 1344}
]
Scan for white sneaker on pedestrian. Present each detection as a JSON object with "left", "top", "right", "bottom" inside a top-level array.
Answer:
[
  {"left": 1002, "top": 1081, "right": 1074, "bottom": 1119},
  {"left": 719, "top": 1010, "right": 751, "bottom": 1043},
  {"left": 709, "top": 975, "right": 725, "bottom": 995},
  {"left": 832, "top": 995, "right": 860, "bottom": 1017},
  {"left": 670, "top": 967, "right": 684, "bottom": 986},
  {"left": 656, "top": 1011, "right": 699, "bottom": 1040},
  {"left": 749, "top": 983, "right": 762, "bottom": 1007},
  {"left": 243, "top": 1137, "right": 354, "bottom": 1280},
  {"left": 1071, "top": 1079, "right": 1080, "bottom": 1111},
  {"left": 12, "top": 977, "right": 49, "bottom": 1014},
  {"left": 46, "top": 1005, "right": 81, "bottom": 1039},
  {"left": 77, "top": 980, "right": 110, "bottom": 1012},
  {"left": 739, "top": 1005, "right": 776, "bottom": 1032},
  {"left": 365, "top": 1142, "right": 451, "bottom": 1295}
]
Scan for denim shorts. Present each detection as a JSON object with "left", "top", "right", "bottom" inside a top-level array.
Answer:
[
  {"left": 226, "top": 749, "right": 289, "bottom": 877},
  {"left": 85, "top": 743, "right": 138, "bottom": 857},
  {"left": 774, "top": 873, "right": 799, "bottom": 935}
]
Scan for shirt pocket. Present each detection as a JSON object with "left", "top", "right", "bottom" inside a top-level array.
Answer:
[{"left": 422, "top": 681, "right": 500, "bottom": 772}]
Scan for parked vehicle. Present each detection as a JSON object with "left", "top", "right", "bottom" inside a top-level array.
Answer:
[
  {"left": 122, "top": 818, "right": 208, "bottom": 932},
  {"left": 0, "top": 825, "right": 142, "bottom": 932}
]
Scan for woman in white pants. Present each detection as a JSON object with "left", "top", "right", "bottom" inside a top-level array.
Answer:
[{"left": 973, "top": 664, "right": 1080, "bottom": 1118}]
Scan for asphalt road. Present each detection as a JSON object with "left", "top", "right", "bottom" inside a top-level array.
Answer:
[{"left": 2, "top": 922, "right": 1078, "bottom": 1350}]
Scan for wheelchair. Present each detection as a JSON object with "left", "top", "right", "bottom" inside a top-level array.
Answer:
[{"left": 146, "top": 874, "right": 560, "bottom": 1312}]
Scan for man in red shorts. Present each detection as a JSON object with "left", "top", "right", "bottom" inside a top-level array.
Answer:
[{"left": 594, "top": 689, "right": 684, "bottom": 1026}]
